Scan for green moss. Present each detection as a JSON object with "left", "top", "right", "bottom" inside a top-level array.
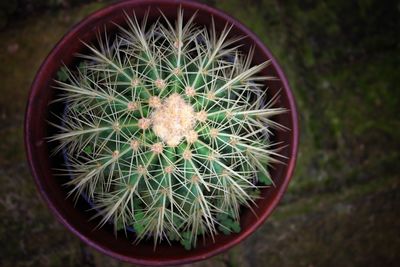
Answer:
[
  {"left": 0, "top": 2, "right": 107, "bottom": 116},
  {"left": 277, "top": 175, "right": 399, "bottom": 221}
]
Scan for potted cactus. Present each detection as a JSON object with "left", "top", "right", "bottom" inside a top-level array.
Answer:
[{"left": 25, "top": 0, "right": 298, "bottom": 265}]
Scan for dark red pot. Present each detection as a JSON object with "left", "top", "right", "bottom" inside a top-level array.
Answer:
[{"left": 24, "top": 0, "right": 298, "bottom": 265}]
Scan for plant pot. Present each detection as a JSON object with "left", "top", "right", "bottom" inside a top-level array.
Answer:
[{"left": 24, "top": 0, "right": 298, "bottom": 265}]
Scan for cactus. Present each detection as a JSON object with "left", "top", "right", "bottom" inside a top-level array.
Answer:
[{"left": 50, "top": 9, "right": 287, "bottom": 249}]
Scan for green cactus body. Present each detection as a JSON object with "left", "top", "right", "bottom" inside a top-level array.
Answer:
[{"left": 50, "top": 9, "right": 286, "bottom": 249}]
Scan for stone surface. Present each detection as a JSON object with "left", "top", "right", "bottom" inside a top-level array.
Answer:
[{"left": 0, "top": 0, "right": 399, "bottom": 266}]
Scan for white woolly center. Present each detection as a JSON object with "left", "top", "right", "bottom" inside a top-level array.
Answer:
[{"left": 151, "top": 93, "right": 195, "bottom": 147}]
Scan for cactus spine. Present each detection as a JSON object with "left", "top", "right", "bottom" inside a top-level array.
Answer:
[{"left": 50, "top": 9, "right": 286, "bottom": 249}]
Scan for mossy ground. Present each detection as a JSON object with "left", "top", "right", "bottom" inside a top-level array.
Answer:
[{"left": 0, "top": 0, "right": 398, "bottom": 266}]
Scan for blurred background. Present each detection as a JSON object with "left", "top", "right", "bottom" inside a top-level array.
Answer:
[{"left": 0, "top": 0, "right": 399, "bottom": 266}]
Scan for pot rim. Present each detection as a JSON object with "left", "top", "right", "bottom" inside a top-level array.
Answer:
[{"left": 24, "top": 0, "right": 299, "bottom": 265}]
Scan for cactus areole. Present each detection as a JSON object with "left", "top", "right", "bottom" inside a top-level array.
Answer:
[{"left": 25, "top": 0, "right": 298, "bottom": 265}]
